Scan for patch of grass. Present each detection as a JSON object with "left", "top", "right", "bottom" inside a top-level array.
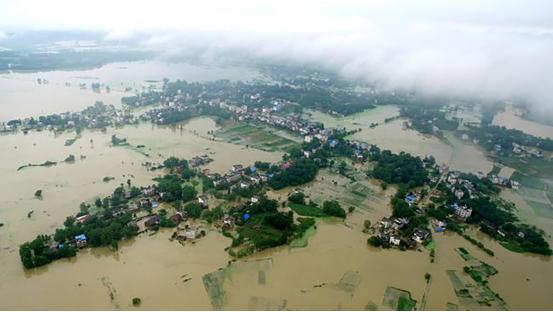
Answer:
[
  {"left": 526, "top": 200, "right": 553, "bottom": 219},
  {"left": 424, "top": 240, "right": 436, "bottom": 252},
  {"left": 500, "top": 241, "right": 526, "bottom": 253},
  {"left": 397, "top": 296, "right": 417, "bottom": 311},
  {"left": 290, "top": 218, "right": 317, "bottom": 248},
  {"left": 289, "top": 203, "right": 328, "bottom": 217},
  {"left": 488, "top": 165, "right": 501, "bottom": 176}
]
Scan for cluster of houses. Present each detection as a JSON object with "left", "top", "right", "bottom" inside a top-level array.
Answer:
[
  {"left": 444, "top": 172, "right": 478, "bottom": 200},
  {"left": 489, "top": 174, "right": 520, "bottom": 189},
  {"left": 139, "top": 104, "right": 194, "bottom": 125},
  {"left": 171, "top": 224, "right": 206, "bottom": 243},
  {"left": 190, "top": 154, "right": 212, "bottom": 167},
  {"left": 450, "top": 202, "right": 473, "bottom": 220},
  {"left": 224, "top": 101, "right": 334, "bottom": 141},
  {"left": 202, "top": 164, "right": 268, "bottom": 190},
  {"left": 374, "top": 216, "right": 431, "bottom": 248},
  {"left": 503, "top": 142, "right": 544, "bottom": 159},
  {"left": 1, "top": 102, "right": 137, "bottom": 134}
]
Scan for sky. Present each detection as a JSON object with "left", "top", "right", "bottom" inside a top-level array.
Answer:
[{"left": 1, "top": 0, "right": 553, "bottom": 110}]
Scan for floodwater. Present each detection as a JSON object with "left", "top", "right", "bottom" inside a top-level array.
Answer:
[
  {"left": 0, "top": 121, "right": 551, "bottom": 309},
  {"left": 0, "top": 60, "right": 263, "bottom": 121},
  {"left": 253, "top": 170, "right": 553, "bottom": 310},
  {"left": 493, "top": 106, "right": 553, "bottom": 139},
  {"left": 111, "top": 118, "right": 282, "bottom": 174},
  {"left": 0, "top": 69, "right": 551, "bottom": 310},
  {"left": 306, "top": 107, "right": 492, "bottom": 174},
  {"left": 304, "top": 105, "right": 400, "bottom": 132},
  {"left": 0, "top": 118, "right": 281, "bottom": 309},
  {"left": 216, "top": 196, "right": 553, "bottom": 310}
]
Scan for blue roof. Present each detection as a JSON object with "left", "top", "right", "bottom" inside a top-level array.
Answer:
[
  {"left": 75, "top": 234, "right": 87, "bottom": 241},
  {"left": 250, "top": 165, "right": 257, "bottom": 172},
  {"left": 243, "top": 213, "right": 251, "bottom": 221}
]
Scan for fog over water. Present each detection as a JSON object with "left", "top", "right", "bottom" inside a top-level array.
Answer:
[{"left": 2, "top": 0, "right": 552, "bottom": 111}]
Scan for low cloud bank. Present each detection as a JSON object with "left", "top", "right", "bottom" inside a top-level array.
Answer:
[{"left": 2, "top": 0, "right": 553, "bottom": 110}]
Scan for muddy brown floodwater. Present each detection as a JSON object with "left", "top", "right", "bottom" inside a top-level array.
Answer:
[
  {"left": 0, "top": 109, "right": 551, "bottom": 309},
  {"left": 0, "top": 60, "right": 264, "bottom": 121},
  {"left": 206, "top": 207, "right": 553, "bottom": 310},
  {"left": 493, "top": 106, "right": 553, "bottom": 140},
  {"left": 0, "top": 117, "right": 281, "bottom": 310},
  {"left": 306, "top": 107, "right": 493, "bottom": 174}
]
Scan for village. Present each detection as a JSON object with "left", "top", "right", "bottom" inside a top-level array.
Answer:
[{"left": 14, "top": 77, "right": 552, "bottom": 271}]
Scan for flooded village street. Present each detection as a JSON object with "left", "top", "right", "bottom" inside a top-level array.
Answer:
[{"left": 0, "top": 61, "right": 553, "bottom": 311}]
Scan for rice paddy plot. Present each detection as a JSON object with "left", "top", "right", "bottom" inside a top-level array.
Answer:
[
  {"left": 248, "top": 296, "right": 288, "bottom": 310},
  {"left": 526, "top": 199, "right": 553, "bottom": 219},
  {"left": 446, "top": 270, "right": 507, "bottom": 310},
  {"left": 202, "top": 259, "right": 274, "bottom": 310},
  {"left": 333, "top": 271, "right": 361, "bottom": 294},
  {"left": 216, "top": 123, "right": 300, "bottom": 152},
  {"left": 381, "top": 286, "right": 417, "bottom": 311},
  {"left": 446, "top": 249, "right": 507, "bottom": 310}
]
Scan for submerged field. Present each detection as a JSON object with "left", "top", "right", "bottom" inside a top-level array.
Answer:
[
  {"left": 214, "top": 122, "right": 301, "bottom": 152},
  {"left": 493, "top": 106, "right": 553, "bottom": 140},
  {"left": 306, "top": 106, "right": 493, "bottom": 174},
  {"left": 0, "top": 117, "right": 283, "bottom": 309},
  {"left": 1, "top": 87, "right": 553, "bottom": 310}
]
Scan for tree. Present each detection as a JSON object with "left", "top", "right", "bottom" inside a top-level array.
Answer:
[
  {"left": 156, "top": 175, "right": 183, "bottom": 201},
  {"left": 264, "top": 212, "right": 293, "bottom": 230},
  {"left": 254, "top": 161, "right": 270, "bottom": 171},
  {"left": 185, "top": 202, "right": 203, "bottom": 219},
  {"left": 132, "top": 297, "right": 142, "bottom": 306},
  {"left": 181, "top": 185, "right": 198, "bottom": 202},
  {"left": 288, "top": 192, "right": 305, "bottom": 205},
  {"left": 163, "top": 157, "right": 188, "bottom": 169},
  {"left": 64, "top": 216, "right": 76, "bottom": 227},
  {"left": 201, "top": 206, "right": 224, "bottom": 224},
  {"left": 79, "top": 202, "right": 89, "bottom": 214},
  {"left": 372, "top": 150, "right": 428, "bottom": 187},
  {"left": 268, "top": 158, "right": 319, "bottom": 190},
  {"left": 348, "top": 206, "right": 356, "bottom": 214},
  {"left": 368, "top": 236, "right": 382, "bottom": 247},
  {"left": 322, "top": 200, "right": 346, "bottom": 218},
  {"left": 363, "top": 220, "right": 371, "bottom": 231}
]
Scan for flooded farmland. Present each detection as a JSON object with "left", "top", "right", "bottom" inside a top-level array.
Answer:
[
  {"left": 493, "top": 106, "right": 553, "bottom": 140},
  {"left": 204, "top": 198, "right": 553, "bottom": 310},
  {"left": 0, "top": 64, "right": 551, "bottom": 311},
  {"left": 0, "top": 117, "right": 281, "bottom": 309},
  {"left": 306, "top": 107, "right": 493, "bottom": 174},
  {"left": 0, "top": 60, "right": 263, "bottom": 121}
]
